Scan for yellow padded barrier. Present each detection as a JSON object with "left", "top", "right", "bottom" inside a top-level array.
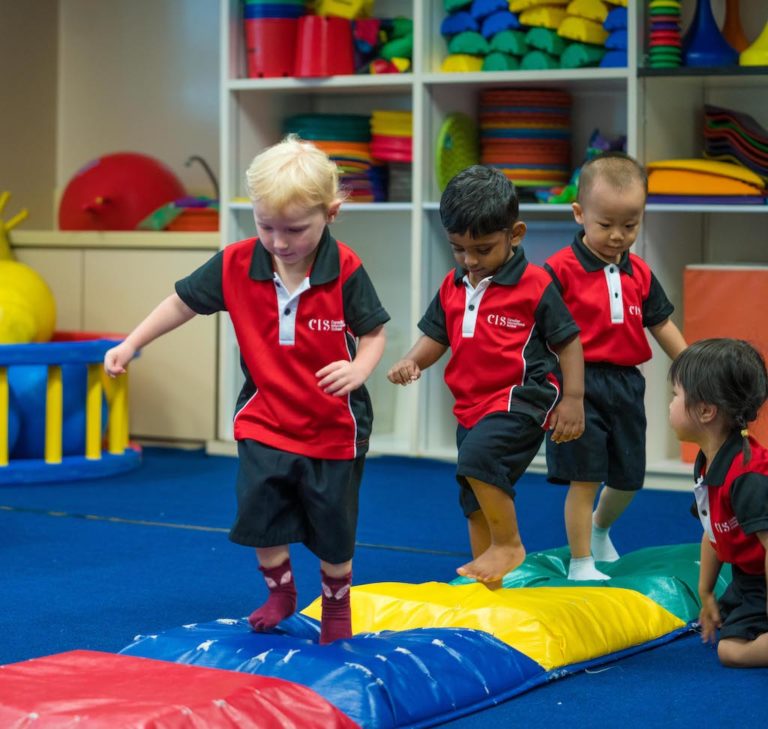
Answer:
[{"left": 303, "top": 582, "right": 685, "bottom": 671}]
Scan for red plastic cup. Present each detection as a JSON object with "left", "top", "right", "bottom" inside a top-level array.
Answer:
[
  {"left": 294, "top": 16, "right": 355, "bottom": 77},
  {"left": 244, "top": 18, "right": 298, "bottom": 78}
]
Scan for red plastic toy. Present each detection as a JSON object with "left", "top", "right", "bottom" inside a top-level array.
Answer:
[{"left": 59, "top": 152, "right": 185, "bottom": 231}]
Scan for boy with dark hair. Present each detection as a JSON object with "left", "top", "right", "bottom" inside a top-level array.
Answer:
[
  {"left": 545, "top": 152, "right": 687, "bottom": 581},
  {"left": 389, "top": 165, "right": 584, "bottom": 585}
]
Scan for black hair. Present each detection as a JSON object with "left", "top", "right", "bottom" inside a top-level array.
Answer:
[
  {"left": 439, "top": 165, "right": 519, "bottom": 237},
  {"left": 669, "top": 338, "right": 768, "bottom": 462},
  {"left": 577, "top": 152, "right": 648, "bottom": 205}
]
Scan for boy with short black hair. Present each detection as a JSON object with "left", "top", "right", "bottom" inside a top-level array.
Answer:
[
  {"left": 544, "top": 152, "right": 687, "bottom": 581},
  {"left": 388, "top": 165, "right": 584, "bottom": 585},
  {"left": 105, "top": 135, "right": 390, "bottom": 643}
]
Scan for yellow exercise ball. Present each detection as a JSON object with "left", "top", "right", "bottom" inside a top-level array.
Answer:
[{"left": 0, "top": 261, "right": 56, "bottom": 344}]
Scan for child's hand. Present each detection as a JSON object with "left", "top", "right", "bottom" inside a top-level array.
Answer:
[
  {"left": 387, "top": 359, "right": 420, "bottom": 386},
  {"left": 104, "top": 341, "right": 137, "bottom": 378},
  {"left": 548, "top": 394, "right": 584, "bottom": 443},
  {"left": 698, "top": 593, "right": 722, "bottom": 644},
  {"left": 316, "top": 360, "right": 366, "bottom": 397}
]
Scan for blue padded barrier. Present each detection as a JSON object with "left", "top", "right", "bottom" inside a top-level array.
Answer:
[{"left": 121, "top": 615, "right": 545, "bottom": 729}]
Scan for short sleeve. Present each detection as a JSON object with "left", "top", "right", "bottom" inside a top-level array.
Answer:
[
  {"left": 731, "top": 472, "right": 768, "bottom": 535},
  {"left": 543, "top": 262, "right": 563, "bottom": 294},
  {"left": 341, "top": 265, "right": 390, "bottom": 337},
  {"left": 175, "top": 251, "right": 226, "bottom": 315},
  {"left": 535, "top": 281, "right": 580, "bottom": 346},
  {"left": 642, "top": 272, "right": 674, "bottom": 328},
  {"left": 418, "top": 291, "right": 449, "bottom": 346}
]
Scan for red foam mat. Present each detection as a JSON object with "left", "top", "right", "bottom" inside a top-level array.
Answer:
[{"left": 0, "top": 650, "right": 359, "bottom": 728}]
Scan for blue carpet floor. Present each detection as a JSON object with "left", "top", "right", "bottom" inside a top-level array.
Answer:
[{"left": 3, "top": 447, "right": 767, "bottom": 726}]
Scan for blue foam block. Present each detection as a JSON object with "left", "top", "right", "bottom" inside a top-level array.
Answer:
[
  {"left": 606, "top": 29, "right": 627, "bottom": 50},
  {"left": 470, "top": 0, "right": 508, "bottom": 21},
  {"left": 441, "top": 11, "right": 479, "bottom": 36},
  {"left": 600, "top": 50, "right": 627, "bottom": 67},
  {"left": 481, "top": 10, "right": 521, "bottom": 38},
  {"left": 604, "top": 6, "right": 627, "bottom": 31}
]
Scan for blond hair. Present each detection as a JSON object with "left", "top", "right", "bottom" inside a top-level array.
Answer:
[
  {"left": 245, "top": 134, "right": 342, "bottom": 212},
  {"left": 577, "top": 152, "right": 647, "bottom": 205}
]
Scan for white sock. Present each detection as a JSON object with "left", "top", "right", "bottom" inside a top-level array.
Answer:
[
  {"left": 591, "top": 517, "right": 620, "bottom": 562},
  {"left": 568, "top": 555, "right": 610, "bottom": 581}
]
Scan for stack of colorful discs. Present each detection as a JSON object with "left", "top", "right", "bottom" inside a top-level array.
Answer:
[
  {"left": 370, "top": 110, "right": 412, "bottom": 163},
  {"left": 646, "top": 0, "right": 682, "bottom": 69},
  {"left": 478, "top": 87, "right": 572, "bottom": 190},
  {"left": 283, "top": 114, "right": 387, "bottom": 202},
  {"left": 370, "top": 110, "right": 412, "bottom": 202}
]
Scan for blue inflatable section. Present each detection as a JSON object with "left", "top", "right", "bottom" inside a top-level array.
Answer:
[{"left": 120, "top": 615, "right": 545, "bottom": 729}]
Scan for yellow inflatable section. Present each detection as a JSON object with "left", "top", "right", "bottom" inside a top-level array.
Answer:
[{"left": 303, "top": 582, "right": 685, "bottom": 671}]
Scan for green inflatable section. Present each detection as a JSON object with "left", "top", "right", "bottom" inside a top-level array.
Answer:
[{"left": 454, "top": 543, "right": 732, "bottom": 623}]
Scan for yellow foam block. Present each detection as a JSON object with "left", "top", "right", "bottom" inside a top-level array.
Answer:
[
  {"left": 557, "top": 16, "right": 608, "bottom": 45},
  {"left": 519, "top": 7, "right": 568, "bottom": 30},
  {"left": 302, "top": 582, "right": 685, "bottom": 671},
  {"left": 441, "top": 54, "right": 484, "bottom": 72},
  {"left": 647, "top": 158, "right": 765, "bottom": 187},
  {"left": 510, "top": 0, "right": 568, "bottom": 11},
  {"left": 566, "top": 0, "right": 609, "bottom": 23}
]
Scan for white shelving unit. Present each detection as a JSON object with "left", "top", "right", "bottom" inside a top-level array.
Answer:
[{"left": 216, "top": 0, "right": 768, "bottom": 483}]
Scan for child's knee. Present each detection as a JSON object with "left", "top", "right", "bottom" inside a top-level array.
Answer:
[{"left": 717, "top": 638, "right": 746, "bottom": 667}]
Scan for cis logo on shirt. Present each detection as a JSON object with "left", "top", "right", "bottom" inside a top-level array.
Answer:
[
  {"left": 628, "top": 305, "right": 642, "bottom": 317},
  {"left": 713, "top": 516, "right": 739, "bottom": 534},
  {"left": 308, "top": 318, "right": 346, "bottom": 332},
  {"left": 486, "top": 313, "right": 525, "bottom": 329}
]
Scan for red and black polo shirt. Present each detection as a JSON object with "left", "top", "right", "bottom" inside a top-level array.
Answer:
[
  {"left": 693, "top": 433, "right": 768, "bottom": 575},
  {"left": 419, "top": 247, "right": 579, "bottom": 429},
  {"left": 544, "top": 233, "right": 673, "bottom": 366},
  {"left": 175, "top": 227, "right": 390, "bottom": 460}
]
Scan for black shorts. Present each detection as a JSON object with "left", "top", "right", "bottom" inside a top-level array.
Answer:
[
  {"left": 546, "top": 363, "right": 646, "bottom": 491},
  {"left": 229, "top": 439, "right": 365, "bottom": 564},
  {"left": 719, "top": 566, "right": 768, "bottom": 641},
  {"left": 456, "top": 410, "right": 545, "bottom": 518}
]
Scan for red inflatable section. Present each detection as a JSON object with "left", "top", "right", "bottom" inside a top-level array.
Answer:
[
  {"left": 59, "top": 153, "right": 185, "bottom": 231},
  {"left": 0, "top": 650, "right": 360, "bottom": 728}
]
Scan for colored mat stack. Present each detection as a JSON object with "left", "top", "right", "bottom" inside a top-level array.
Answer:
[
  {"left": 647, "top": 158, "right": 767, "bottom": 205},
  {"left": 646, "top": 0, "right": 682, "bottom": 69},
  {"left": 479, "top": 88, "right": 572, "bottom": 192},
  {"left": 284, "top": 114, "right": 387, "bottom": 202},
  {"left": 440, "top": 0, "right": 627, "bottom": 71},
  {"left": 704, "top": 104, "right": 768, "bottom": 183},
  {"left": 370, "top": 110, "right": 412, "bottom": 202}
]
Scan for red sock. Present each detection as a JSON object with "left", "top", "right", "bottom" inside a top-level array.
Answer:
[
  {"left": 319, "top": 570, "right": 352, "bottom": 645},
  {"left": 248, "top": 559, "right": 297, "bottom": 632}
]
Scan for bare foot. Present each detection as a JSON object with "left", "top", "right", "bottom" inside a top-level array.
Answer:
[{"left": 457, "top": 544, "right": 525, "bottom": 583}]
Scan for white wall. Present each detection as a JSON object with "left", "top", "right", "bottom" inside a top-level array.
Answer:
[
  {"left": 56, "top": 0, "right": 220, "bottom": 203},
  {"left": 0, "top": 2, "right": 58, "bottom": 228}
]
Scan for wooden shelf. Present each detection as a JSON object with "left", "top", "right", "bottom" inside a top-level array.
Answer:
[{"left": 11, "top": 230, "right": 220, "bottom": 250}]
